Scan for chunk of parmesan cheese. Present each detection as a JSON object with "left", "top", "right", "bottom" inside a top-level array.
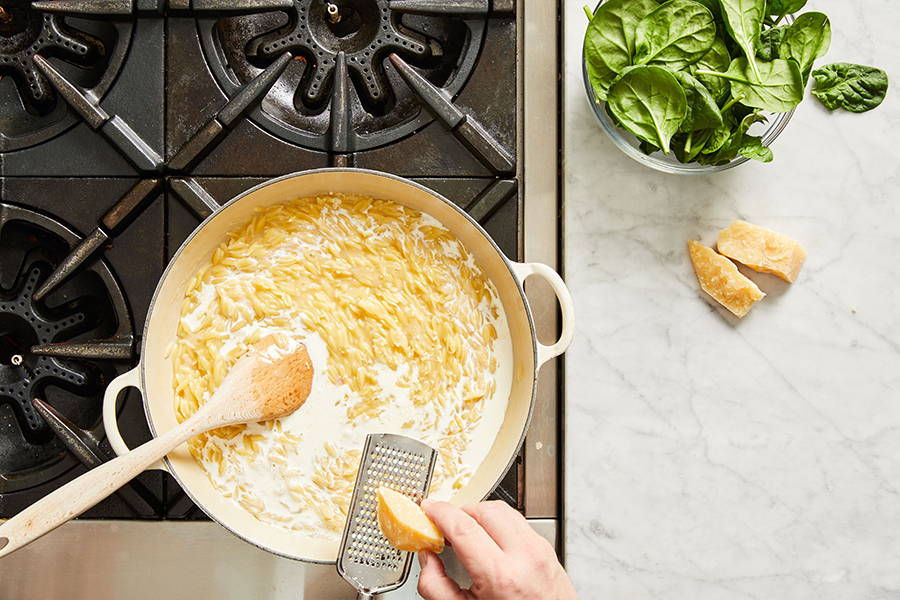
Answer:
[
  {"left": 717, "top": 220, "right": 807, "bottom": 283},
  {"left": 688, "top": 240, "right": 765, "bottom": 318}
]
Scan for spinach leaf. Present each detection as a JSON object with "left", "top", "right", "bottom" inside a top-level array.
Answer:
[
  {"left": 697, "top": 57, "right": 804, "bottom": 112},
  {"left": 779, "top": 12, "right": 831, "bottom": 83},
  {"left": 702, "top": 123, "right": 733, "bottom": 155},
  {"left": 585, "top": 57, "right": 617, "bottom": 103},
  {"left": 766, "top": 0, "right": 806, "bottom": 20},
  {"left": 811, "top": 63, "right": 889, "bottom": 113},
  {"left": 717, "top": 0, "right": 766, "bottom": 78},
  {"left": 607, "top": 66, "right": 688, "bottom": 153},
  {"left": 633, "top": 0, "right": 717, "bottom": 71},
  {"left": 692, "top": 37, "right": 732, "bottom": 101},
  {"left": 738, "top": 136, "right": 774, "bottom": 162},
  {"left": 673, "top": 71, "right": 723, "bottom": 132},
  {"left": 672, "top": 128, "right": 715, "bottom": 162},
  {"left": 691, "top": 0, "right": 720, "bottom": 17},
  {"left": 698, "top": 111, "right": 767, "bottom": 164},
  {"left": 583, "top": 0, "right": 659, "bottom": 99},
  {"left": 756, "top": 25, "right": 786, "bottom": 61}
]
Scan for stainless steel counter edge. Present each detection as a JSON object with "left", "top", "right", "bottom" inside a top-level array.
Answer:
[
  {"left": 0, "top": 519, "right": 558, "bottom": 599},
  {"left": 521, "top": 0, "right": 561, "bottom": 522}
]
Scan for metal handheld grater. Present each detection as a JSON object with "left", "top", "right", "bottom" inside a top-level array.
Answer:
[{"left": 337, "top": 433, "right": 438, "bottom": 599}]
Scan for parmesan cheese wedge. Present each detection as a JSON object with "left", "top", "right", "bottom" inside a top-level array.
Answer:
[
  {"left": 717, "top": 220, "right": 807, "bottom": 283},
  {"left": 376, "top": 487, "right": 444, "bottom": 553},
  {"left": 688, "top": 240, "right": 765, "bottom": 318}
]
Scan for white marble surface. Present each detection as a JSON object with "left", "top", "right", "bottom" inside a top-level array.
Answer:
[{"left": 563, "top": 1, "right": 900, "bottom": 598}]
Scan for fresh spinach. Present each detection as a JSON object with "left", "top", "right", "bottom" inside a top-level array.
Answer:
[
  {"left": 766, "top": 0, "right": 806, "bottom": 21},
  {"left": 756, "top": 25, "right": 786, "bottom": 61},
  {"left": 697, "top": 57, "right": 804, "bottom": 113},
  {"left": 698, "top": 111, "right": 769, "bottom": 164},
  {"left": 738, "top": 136, "right": 774, "bottom": 162},
  {"left": 583, "top": 0, "right": 659, "bottom": 99},
  {"left": 717, "top": 0, "right": 766, "bottom": 78},
  {"left": 672, "top": 128, "right": 716, "bottom": 162},
  {"left": 811, "top": 63, "right": 889, "bottom": 112},
  {"left": 582, "top": 0, "right": 887, "bottom": 167},
  {"left": 633, "top": 0, "right": 717, "bottom": 71},
  {"left": 607, "top": 66, "right": 688, "bottom": 153},
  {"left": 673, "top": 71, "right": 723, "bottom": 131},
  {"left": 692, "top": 37, "right": 732, "bottom": 101},
  {"left": 702, "top": 123, "right": 733, "bottom": 155},
  {"left": 779, "top": 12, "right": 831, "bottom": 82},
  {"left": 691, "top": 0, "right": 720, "bottom": 17}
]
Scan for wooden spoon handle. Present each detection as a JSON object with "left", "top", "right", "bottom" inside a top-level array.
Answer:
[{"left": 0, "top": 417, "right": 202, "bottom": 559}]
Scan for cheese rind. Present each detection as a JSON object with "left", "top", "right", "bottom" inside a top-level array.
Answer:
[
  {"left": 688, "top": 240, "right": 765, "bottom": 318},
  {"left": 717, "top": 220, "right": 807, "bottom": 283}
]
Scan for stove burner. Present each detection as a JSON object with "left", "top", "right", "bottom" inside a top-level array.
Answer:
[
  {"left": 0, "top": 267, "right": 93, "bottom": 421},
  {"left": 0, "top": 0, "right": 102, "bottom": 113},
  {"left": 248, "top": 0, "right": 428, "bottom": 107},
  {"left": 0, "top": 8, "right": 131, "bottom": 151},
  {"left": 0, "top": 204, "right": 132, "bottom": 493},
  {"left": 198, "top": 1, "right": 485, "bottom": 151}
]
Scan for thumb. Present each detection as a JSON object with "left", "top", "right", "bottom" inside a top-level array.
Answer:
[{"left": 416, "top": 551, "right": 472, "bottom": 600}]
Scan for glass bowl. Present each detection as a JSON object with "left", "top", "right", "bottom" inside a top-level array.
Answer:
[{"left": 581, "top": 6, "right": 795, "bottom": 175}]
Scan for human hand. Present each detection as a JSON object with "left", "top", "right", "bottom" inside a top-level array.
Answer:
[{"left": 416, "top": 500, "right": 578, "bottom": 600}]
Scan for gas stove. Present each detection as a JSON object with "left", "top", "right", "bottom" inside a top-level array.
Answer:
[{"left": 0, "top": 0, "right": 560, "bottom": 593}]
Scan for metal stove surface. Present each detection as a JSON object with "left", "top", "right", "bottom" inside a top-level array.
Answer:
[{"left": 0, "top": 0, "right": 528, "bottom": 523}]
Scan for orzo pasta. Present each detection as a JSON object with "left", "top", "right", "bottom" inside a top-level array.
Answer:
[{"left": 172, "top": 194, "right": 512, "bottom": 539}]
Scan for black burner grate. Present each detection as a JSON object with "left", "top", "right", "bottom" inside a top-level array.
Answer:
[
  {"left": 0, "top": 3, "right": 103, "bottom": 113},
  {"left": 0, "top": 203, "right": 132, "bottom": 494},
  {"left": 0, "top": 0, "right": 133, "bottom": 153},
  {"left": 199, "top": 0, "right": 485, "bottom": 151}
]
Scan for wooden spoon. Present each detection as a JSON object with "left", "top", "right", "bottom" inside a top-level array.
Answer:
[{"left": 0, "top": 337, "right": 313, "bottom": 559}]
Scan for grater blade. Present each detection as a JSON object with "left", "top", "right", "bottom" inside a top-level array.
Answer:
[{"left": 337, "top": 433, "right": 437, "bottom": 598}]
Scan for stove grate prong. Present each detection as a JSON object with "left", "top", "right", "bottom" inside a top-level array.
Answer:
[
  {"left": 33, "top": 55, "right": 165, "bottom": 172},
  {"left": 388, "top": 0, "right": 489, "bottom": 15},
  {"left": 466, "top": 179, "right": 517, "bottom": 223},
  {"left": 169, "top": 177, "right": 220, "bottom": 220},
  {"left": 169, "top": 52, "right": 292, "bottom": 171},
  {"left": 30, "top": 338, "right": 135, "bottom": 361},
  {"left": 31, "top": 0, "right": 139, "bottom": 15},
  {"left": 328, "top": 52, "right": 354, "bottom": 154},
  {"left": 187, "top": 0, "right": 294, "bottom": 12},
  {"left": 328, "top": 52, "right": 355, "bottom": 166},
  {"left": 32, "top": 55, "right": 107, "bottom": 128},
  {"left": 387, "top": 54, "right": 514, "bottom": 174},
  {"left": 33, "top": 179, "right": 163, "bottom": 302},
  {"left": 31, "top": 398, "right": 162, "bottom": 517},
  {"left": 31, "top": 0, "right": 290, "bottom": 15}
]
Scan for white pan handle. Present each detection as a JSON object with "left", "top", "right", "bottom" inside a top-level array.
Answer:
[
  {"left": 102, "top": 366, "right": 168, "bottom": 472},
  {"left": 510, "top": 262, "right": 575, "bottom": 368}
]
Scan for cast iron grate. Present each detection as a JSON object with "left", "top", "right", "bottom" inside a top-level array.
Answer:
[
  {"left": 198, "top": 0, "right": 490, "bottom": 153},
  {"left": 0, "top": 203, "right": 132, "bottom": 493},
  {"left": 0, "top": 0, "right": 131, "bottom": 151}
]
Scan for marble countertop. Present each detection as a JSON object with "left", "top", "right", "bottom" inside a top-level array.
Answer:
[{"left": 562, "top": 1, "right": 900, "bottom": 598}]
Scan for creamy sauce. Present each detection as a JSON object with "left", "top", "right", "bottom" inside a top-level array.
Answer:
[
  {"left": 199, "top": 323, "right": 512, "bottom": 538},
  {"left": 175, "top": 197, "right": 513, "bottom": 540}
]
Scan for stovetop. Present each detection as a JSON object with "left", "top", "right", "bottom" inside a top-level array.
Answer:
[{"left": 0, "top": 0, "right": 524, "bottom": 521}]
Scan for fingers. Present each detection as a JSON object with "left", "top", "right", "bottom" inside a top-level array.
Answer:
[
  {"left": 417, "top": 551, "right": 472, "bottom": 600},
  {"left": 461, "top": 500, "right": 535, "bottom": 551},
  {"left": 422, "top": 500, "right": 504, "bottom": 584}
]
